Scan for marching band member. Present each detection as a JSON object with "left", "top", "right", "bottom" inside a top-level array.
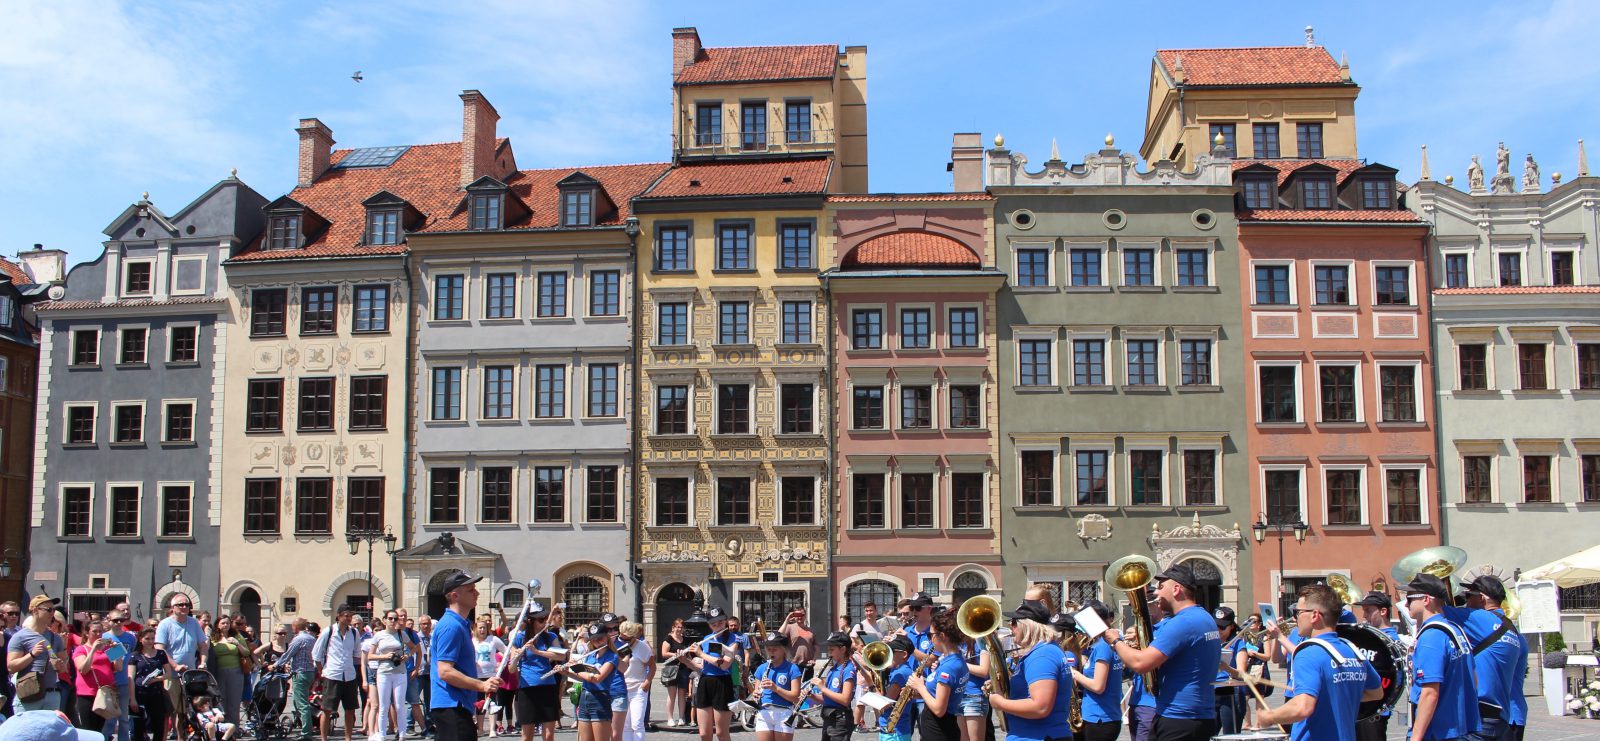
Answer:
[
  {"left": 1123, "top": 586, "right": 1166, "bottom": 741},
  {"left": 1022, "top": 587, "right": 1056, "bottom": 614},
  {"left": 688, "top": 607, "right": 737, "bottom": 741},
  {"left": 1446, "top": 575, "right": 1528, "bottom": 741},
  {"left": 557, "top": 624, "right": 622, "bottom": 741},
  {"left": 1354, "top": 591, "right": 1400, "bottom": 741},
  {"left": 988, "top": 600, "right": 1071, "bottom": 741},
  {"left": 508, "top": 604, "right": 563, "bottom": 741},
  {"left": 1066, "top": 600, "right": 1122, "bottom": 741},
  {"left": 1102, "top": 563, "right": 1221, "bottom": 741},
  {"left": 812, "top": 632, "right": 858, "bottom": 741},
  {"left": 753, "top": 632, "right": 802, "bottom": 741},
  {"left": 899, "top": 593, "right": 937, "bottom": 664},
  {"left": 956, "top": 626, "right": 992, "bottom": 741},
  {"left": 1405, "top": 574, "right": 1480, "bottom": 741},
  {"left": 1249, "top": 584, "right": 1383, "bottom": 741},
  {"left": 1212, "top": 607, "right": 1248, "bottom": 735},
  {"left": 907, "top": 611, "right": 967, "bottom": 741},
  {"left": 878, "top": 636, "right": 918, "bottom": 741}
]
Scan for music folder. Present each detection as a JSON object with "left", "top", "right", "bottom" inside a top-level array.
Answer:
[{"left": 1073, "top": 606, "right": 1109, "bottom": 638}]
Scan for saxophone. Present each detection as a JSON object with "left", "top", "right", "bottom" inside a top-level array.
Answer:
[{"left": 886, "top": 653, "right": 937, "bottom": 729}]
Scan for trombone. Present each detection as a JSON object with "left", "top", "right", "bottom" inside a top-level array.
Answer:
[
  {"left": 956, "top": 595, "right": 1010, "bottom": 733},
  {"left": 1105, "top": 555, "right": 1160, "bottom": 697}
]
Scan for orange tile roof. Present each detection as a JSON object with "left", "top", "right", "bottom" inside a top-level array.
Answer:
[
  {"left": 1234, "top": 159, "right": 1372, "bottom": 186},
  {"left": 640, "top": 157, "right": 831, "bottom": 199},
  {"left": 0, "top": 257, "right": 28, "bottom": 284},
  {"left": 36, "top": 296, "right": 228, "bottom": 312},
  {"left": 1157, "top": 47, "right": 1347, "bottom": 87},
  {"left": 425, "top": 162, "right": 669, "bottom": 233},
  {"left": 1435, "top": 286, "right": 1600, "bottom": 295},
  {"left": 676, "top": 45, "right": 837, "bottom": 85},
  {"left": 842, "top": 231, "right": 980, "bottom": 268},
  {"left": 1239, "top": 209, "right": 1422, "bottom": 223},
  {"left": 828, "top": 193, "right": 993, "bottom": 203}
]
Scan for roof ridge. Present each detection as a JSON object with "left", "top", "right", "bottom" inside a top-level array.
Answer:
[
  {"left": 702, "top": 43, "right": 838, "bottom": 51},
  {"left": 330, "top": 140, "right": 461, "bottom": 155},
  {"left": 513, "top": 161, "right": 671, "bottom": 175},
  {"left": 1159, "top": 45, "right": 1327, "bottom": 53}
]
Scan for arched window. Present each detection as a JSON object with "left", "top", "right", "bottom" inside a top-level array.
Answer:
[
  {"left": 1179, "top": 557, "right": 1223, "bottom": 613},
  {"left": 500, "top": 587, "right": 525, "bottom": 612},
  {"left": 561, "top": 576, "right": 607, "bottom": 627},
  {"left": 951, "top": 572, "right": 988, "bottom": 607},
  {"left": 844, "top": 579, "right": 899, "bottom": 625}
]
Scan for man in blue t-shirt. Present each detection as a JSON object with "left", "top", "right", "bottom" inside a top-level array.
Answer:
[
  {"left": 1104, "top": 562, "right": 1222, "bottom": 741},
  {"left": 1251, "top": 584, "right": 1383, "bottom": 741},
  {"left": 1123, "top": 587, "right": 1166, "bottom": 741},
  {"left": 1446, "top": 575, "right": 1526, "bottom": 741},
  {"left": 1354, "top": 590, "right": 1401, "bottom": 741},
  {"left": 898, "top": 592, "right": 936, "bottom": 664},
  {"left": 1405, "top": 574, "right": 1480, "bottom": 741},
  {"left": 429, "top": 570, "right": 501, "bottom": 741}
]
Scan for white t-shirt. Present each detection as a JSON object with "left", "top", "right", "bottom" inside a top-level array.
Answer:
[
  {"left": 474, "top": 636, "right": 506, "bottom": 679},
  {"left": 623, "top": 639, "right": 653, "bottom": 687},
  {"left": 362, "top": 636, "right": 379, "bottom": 672},
  {"left": 371, "top": 631, "right": 408, "bottom": 676}
]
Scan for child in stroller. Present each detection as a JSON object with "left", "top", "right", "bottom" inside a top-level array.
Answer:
[
  {"left": 249, "top": 667, "right": 296, "bottom": 739},
  {"left": 180, "top": 669, "right": 221, "bottom": 741},
  {"left": 194, "top": 695, "right": 240, "bottom": 741}
]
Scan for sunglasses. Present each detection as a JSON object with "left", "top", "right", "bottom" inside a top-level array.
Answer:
[
  {"left": 2, "top": 611, "right": 19, "bottom": 617},
  {"left": 274, "top": 632, "right": 288, "bottom": 635}
]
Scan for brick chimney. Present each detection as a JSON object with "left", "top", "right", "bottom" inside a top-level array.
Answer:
[
  {"left": 672, "top": 27, "right": 703, "bottom": 77},
  {"left": 460, "top": 90, "right": 500, "bottom": 187},
  {"left": 296, "top": 118, "right": 335, "bottom": 187},
  {"left": 949, "top": 133, "right": 984, "bottom": 192}
]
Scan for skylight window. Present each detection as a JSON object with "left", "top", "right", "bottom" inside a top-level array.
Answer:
[{"left": 334, "top": 146, "right": 411, "bottom": 169}]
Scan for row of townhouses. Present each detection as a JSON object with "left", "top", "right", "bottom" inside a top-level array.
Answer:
[{"left": 3, "top": 28, "right": 1597, "bottom": 646}]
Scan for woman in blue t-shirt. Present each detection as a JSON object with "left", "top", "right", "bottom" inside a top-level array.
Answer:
[
  {"left": 907, "top": 611, "right": 967, "bottom": 741},
  {"left": 987, "top": 601, "right": 1071, "bottom": 741},
  {"left": 1066, "top": 600, "right": 1124, "bottom": 741},
  {"left": 557, "top": 624, "right": 620, "bottom": 741},
  {"left": 876, "top": 636, "right": 917, "bottom": 741},
  {"left": 752, "top": 632, "right": 801, "bottom": 741},
  {"left": 957, "top": 631, "right": 992, "bottom": 741},
  {"left": 686, "top": 608, "right": 737, "bottom": 741},
  {"left": 808, "top": 633, "right": 857, "bottom": 741}
]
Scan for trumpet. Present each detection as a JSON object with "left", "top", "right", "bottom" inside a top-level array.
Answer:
[
  {"left": 1105, "top": 555, "right": 1160, "bottom": 697},
  {"left": 956, "top": 595, "right": 1010, "bottom": 733}
]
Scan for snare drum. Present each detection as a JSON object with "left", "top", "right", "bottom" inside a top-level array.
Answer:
[{"left": 1335, "top": 623, "right": 1408, "bottom": 721}]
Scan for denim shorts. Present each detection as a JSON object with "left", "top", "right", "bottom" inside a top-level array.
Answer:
[
  {"left": 576, "top": 690, "right": 613, "bottom": 722},
  {"left": 957, "top": 692, "right": 990, "bottom": 717},
  {"left": 610, "top": 694, "right": 628, "bottom": 713}
]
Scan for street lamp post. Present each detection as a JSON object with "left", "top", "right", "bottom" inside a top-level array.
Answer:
[
  {"left": 1252, "top": 514, "right": 1309, "bottom": 617},
  {"left": 347, "top": 529, "right": 398, "bottom": 616}
]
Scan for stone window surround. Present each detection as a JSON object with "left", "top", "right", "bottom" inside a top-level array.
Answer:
[
  {"left": 1312, "top": 360, "right": 1365, "bottom": 425},
  {"left": 1254, "top": 360, "right": 1304, "bottom": 425},
  {"left": 1318, "top": 463, "right": 1369, "bottom": 527},
  {"left": 1379, "top": 463, "right": 1429, "bottom": 527}
]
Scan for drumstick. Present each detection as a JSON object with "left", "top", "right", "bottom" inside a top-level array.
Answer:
[
  {"left": 1218, "top": 662, "right": 1292, "bottom": 692},
  {"left": 1228, "top": 663, "right": 1291, "bottom": 736}
]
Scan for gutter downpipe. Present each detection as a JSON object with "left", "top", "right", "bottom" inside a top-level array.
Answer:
[
  {"left": 821, "top": 270, "right": 837, "bottom": 624},
  {"left": 627, "top": 219, "right": 645, "bottom": 621},
  {"left": 1416, "top": 190, "right": 1449, "bottom": 548},
  {"left": 399, "top": 251, "right": 414, "bottom": 610}
]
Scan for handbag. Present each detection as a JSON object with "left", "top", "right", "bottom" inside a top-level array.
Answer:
[
  {"left": 658, "top": 663, "right": 681, "bottom": 687},
  {"left": 13, "top": 671, "right": 45, "bottom": 703},
  {"left": 91, "top": 663, "right": 122, "bottom": 719},
  {"left": 237, "top": 638, "right": 256, "bottom": 675}
]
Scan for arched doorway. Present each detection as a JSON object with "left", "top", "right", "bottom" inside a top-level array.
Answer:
[
  {"left": 950, "top": 572, "right": 988, "bottom": 607},
  {"left": 654, "top": 582, "right": 696, "bottom": 641},
  {"left": 425, "top": 570, "right": 453, "bottom": 620},
  {"left": 560, "top": 575, "right": 607, "bottom": 628},
  {"left": 1180, "top": 557, "right": 1224, "bottom": 613},
  {"left": 237, "top": 589, "right": 263, "bottom": 636},
  {"left": 844, "top": 579, "right": 899, "bottom": 626}
]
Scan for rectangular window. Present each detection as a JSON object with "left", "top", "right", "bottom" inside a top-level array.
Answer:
[
  {"left": 1129, "top": 450, "right": 1164, "bottom": 505},
  {"left": 1362, "top": 179, "right": 1394, "bottom": 209},
  {"left": 781, "top": 301, "right": 813, "bottom": 344},
  {"left": 367, "top": 209, "right": 400, "bottom": 245},
  {"left": 1296, "top": 123, "right": 1323, "bottom": 158},
  {"left": 484, "top": 273, "right": 517, "bottom": 319},
  {"left": 657, "top": 302, "right": 688, "bottom": 345},
  {"left": 899, "top": 385, "right": 932, "bottom": 429},
  {"left": 243, "top": 479, "right": 280, "bottom": 534},
  {"left": 1126, "top": 339, "right": 1159, "bottom": 386},
  {"left": 294, "top": 478, "right": 332, "bottom": 535},
  {"left": 1518, "top": 344, "right": 1548, "bottom": 390},
  {"left": 1463, "top": 456, "right": 1493, "bottom": 504},
  {"left": 246, "top": 379, "right": 282, "bottom": 431},
  {"left": 655, "top": 385, "right": 690, "bottom": 434},
  {"left": 588, "top": 364, "right": 619, "bottom": 417},
  {"left": 251, "top": 289, "right": 287, "bottom": 336},
  {"left": 717, "top": 384, "right": 750, "bottom": 434},
  {"left": 470, "top": 194, "right": 501, "bottom": 231},
  {"left": 851, "top": 309, "right": 883, "bottom": 350},
  {"left": 1016, "top": 248, "right": 1050, "bottom": 287},
  {"left": 297, "top": 377, "right": 334, "bottom": 431},
  {"left": 1183, "top": 450, "right": 1216, "bottom": 506},
  {"left": 656, "top": 226, "right": 691, "bottom": 271},
  {"left": 536, "top": 272, "right": 568, "bottom": 318},
  {"left": 1176, "top": 249, "right": 1210, "bottom": 286},
  {"left": 1073, "top": 339, "right": 1105, "bottom": 385},
  {"left": 300, "top": 287, "right": 336, "bottom": 335},
  {"left": 481, "top": 366, "right": 514, "bottom": 419},
  {"left": 354, "top": 285, "right": 389, "bottom": 332},
  {"left": 159, "top": 484, "right": 191, "bottom": 538},
  {"left": 349, "top": 376, "right": 386, "bottom": 430},
  {"left": 1180, "top": 339, "right": 1212, "bottom": 386},
  {"left": 433, "top": 275, "right": 464, "bottom": 320},
  {"left": 780, "top": 476, "right": 815, "bottom": 526},
  {"left": 717, "top": 223, "right": 752, "bottom": 270},
  {"left": 533, "top": 467, "right": 565, "bottom": 523},
  {"left": 431, "top": 367, "right": 462, "bottom": 420},
  {"left": 1379, "top": 366, "right": 1418, "bottom": 422},
  {"left": 1375, "top": 266, "right": 1411, "bottom": 306},
  {"left": 119, "top": 328, "right": 147, "bottom": 365},
  {"left": 1498, "top": 252, "right": 1523, "bottom": 286},
  {"left": 562, "top": 189, "right": 593, "bottom": 227},
  {"left": 1313, "top": 364, "right": 1357, "bottom": 423},
  {"left": 168, "top": 325, "right": 198, "bottom": 362},
  {"left": 124, "top": 262, "right": 153, "bottom": 295},
  {"left": 1254, "top": 264, "right": 1291, "bottom": 304},
  {"left": 113, "top": 404, "right": 143, "bottom": 443},
  {"left": 1260, "top": 365, "right": 1299, "bottom": 422},
  {"left": 740, "top": 102, "right": 767, "bottom": 151},
  {"left": 163, "top": 401, "right": 194, "bottom": 443},
  {"left": 1582, "top": 455, "right": 1600, "bottom": 503},
  {"left": 428, "top": 468, "right": 461, "bottom": 524},
  {"left": 1444, "top": 254, "right": 1470, "bottom": 288},
  {"left": 846, "top": 473, "right": 888, "bottom": 529},
  {"left": 1302, "top": 179, "right": 1332, "bottom": 209},
  {"left": 480, "top": 468, "right": 513, "bottom": 524},
  {"left": 1578, "top": 344, "right": 1600, "bottom": 389},
  {"left": 535, "top": 365, "right": 566, "bottom": 418},
  {"left": 109, "top": 485, "right": 140, "bottom": 537},
  {"left": 949, "top": 385, "right": 981, "bottom": 428},
  {"left": 1551, "top": 252, "right": 1576, "bottom": 286},
  {"left": 1019, "top": 339, "right": 1053, "bottom": 386},
  {"left": 785, "top": 100, "right": 813, "bottom": 143},
  {"left": 1523, "top": 456, "right": 1552, "bottom": 503},
  {"left": 1070, "top": 248, "right": 1102, "bottom": 286},
  {"left": 950, "top": 473, "right": 984, "bottom": 529},
  {"left": 1209, "top": 123, "right": 1236, "bottom": 155},
  {"left": 589, "top": 270, "right": 621, "bottom": 316},
  {"left": 655, "top": 478, "right": 690, "bottom": 526},
  {"left": 1075, "top": 450, "right": 1109, "bottom": 506},
  {"left": 1265, "top": 469, "right": 1301, "bottom": 525},
  {"left": 1325, "top": 469, "right": 1364, "bottom": 525},
  {"left": 1243, "top": 179, "right": 1275, "bottom": 209},
  {"left": 1252, "top": 123, "right": 1280, "bottom": 158},
  {"left": 900, "top": 473, "right": 934, "bottom": 529},
  {"left": 1122, "top": 248, "right": 1155, "bottom": 287},
  {"left": 587, "top": 466, "right": 619, "bottom": 523},
  {"left": 1457, "top": 344, "right": 1488, "bottom": 390},
  {"left": 852, "top": 386, "right": 884, "bottom": 429},
  {"left": 780, "top": 384, "right": 814, "bottom": 434},
  {"left": 347, "top": 477, "right": 385, "bottom": 533},
  {"left": 1386, "top": 469, "right": 1422, "bottom": 524},
  {"left": 717, "top": 477, "right": 751, "bottom": 525},
  {"left": 695, "top": 103, "right": 722, "bottom": 146},
  {"left": 61, "top": 487, "right": 91, "bottom": 537},
  {"left": 268, "top": 215, "right": 300, "bottom": 250},
  {"left": 948, "top": 307, "right": 979, "bottom": 348},
  {"left": 779, "top": 222, "right": 814, "bottom": 269},
  {"left": 1314, "top": 265, "right": 1350, "bottom": 305},
  {"left": 718, "top": 301, "right": 750, "bottom": 344},
  {"left": 66, "top": 405, "right": 96, "bottom": 445},
  {"left": 900, "top": 308, "right": 931, "bottom": 349},
  {"left": 1021, "top": 450, "right": 1054, "bottom": 506}
]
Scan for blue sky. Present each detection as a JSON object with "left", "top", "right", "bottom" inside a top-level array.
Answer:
[{"left": 3, "top": 0, "right": 1596, "bottom": 268}]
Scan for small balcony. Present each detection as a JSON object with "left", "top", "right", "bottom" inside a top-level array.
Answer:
[{"left": 676, "top": 128, "right": 836, "bottom": 157}]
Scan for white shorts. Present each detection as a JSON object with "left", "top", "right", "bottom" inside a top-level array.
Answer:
[{"left": 754, "top": 706, "right": 796, "bottom": 733}]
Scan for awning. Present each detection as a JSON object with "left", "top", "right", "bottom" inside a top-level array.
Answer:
[{"left": 1523, "top": 544, "right": 1600, "bottom": 588}]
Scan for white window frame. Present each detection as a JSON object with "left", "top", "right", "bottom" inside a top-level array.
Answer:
[
  {"left": 1255, "top": 360, "right": 1304, "bottom": 424},
  {"left": 475, "top": 462, "right": 520, "bottom": 525},
  {"left": 104, "top": 481, "right": 144, "bottom": 538},
  {"left": 1066, "top": 328, "right": 1112, "bottom": 387},
  {"left": 70, "top": 326, "right": 100, "bottom": 366},
  {"left": 529, "top": 463, "right": 571, "bottom": 526},
  {"left": 1369, "top": 260, "right": 1418, "bottom": 307},
  {"left": 583, "top": 265, "right": 626, "bottom": 319},
  {"left": 1171, "top": 239, "right": 1216, "bottom": 288},
  {"left": 1174, "top": 329, "right": 1218, "bottom": 387},
  {"left": 1249, "top": 259, "right": 1298, "bottom": 306},
  {"left": 1123, "top": 446, "right": 1169, "bottom": 507},
  {"left": 1513, "top": 338, "right": 1555, "bottom": 391},
  {"left": 1456, "top": 450, "right": 1499, "bottom": 505},
  {"left": 534, "top": 270, "right": 572, "bottom": 320},
  {"left": 1318, "top": 464, "right": 1369, "bottom": 527},
  {"left": 778, "top": 299, "right": 816, "bottom": 345},
  {"left": 1312, "top": 360, "right": 1365, "bottom": 424},
  {"left": 116, "top": 324, "right": 151, "bottom": 366},
  {"left": 897, "top": 303, "right": 936, "bottom": 351},
  {"left": 431, "top": 272, "right": 468, "bottom": 321},
  {"left": 170, "top": 255, "right": 208, "bottom": 296},
  {"left": 650, "top": 470, "right": 698, "bottom": 528},
  {"left": 156, "top": 481, "right": 194, "bottom": 539},
  {"left": 1453, "top": 338, "right": 1495, "bottom": 391},
  {"left": 774, "top": 377, "right": 819, "bottom": 435},
  {"left": 63, "top": 402, "right": 98, "bottom": 445},
  {"left": 1067, "top": 441, "right": 1115, "bottom": 507},
  {"left": 1517, "top": 449, "right": 1559, "bottom": 504},
  {"left": 1016, "top": 444, "right": 1061, "bottom": 507},
  {"left": 1547, "top": 248, "right": 1581, "bottom": 286},
  {"left": 109, "top": 400, "right": 146, "bottom": 445},
  {"left": 1308, "top": 259, "right": 1357, "bottom": 306},
  {"left": 1065, "top": 240, "right": 1110, "bottom": 288},
  {"left": 1014, "top": 328, "right": 1059, "bottom": 388},
  {"left": 1259, "top": 463, "right": 1309, "bottom": 526},
  {"left": 894, "top": 374, "right": 936, "bottom": 432},
  {"left": 713, "top": 380, "right": 754, "bottom": 435},
  {"left": 583, "top": 361, "right": 624, "bottom": 420},
  {"left": 1120, "top": 331, "right": 1165, "bottom": 387},
  {"left": 711, "top": 470, "right": 758, "bottom": 527},
  {"left": 1378, "top": 464, "right": 1430, "bottom": 526},
  {"left": 1010, "top": 240, "right": 1055, "bottom": 289},
  {"left": 773, "top": 469, "right": 822, "bottom": 528},
  {"left": 1492, "top": 244, "right": 1527, "bottom": 287},
  {"left": 1374, "top": 361, "right": 1425, "bottom": 424},
  {"left": 845, "top": 369, "right": 890, "bottom": 433},
  {"left": 425, "top": 464, "right": 466, "bottom": 526},
  {"left": 1439, "top": 248, "right": 1476, "bottom": 288},
  {"left": 944, "top": 303, "right": 983, "bottom": 350},
  {"left": 121, "top": 258, "right": 156, "bottom": 297},
  {"left": 1176, "top": 443, "right": 1223, "bottom": 506},
  {"left": 429, "top": 364, "right": 465, "bottom": 422},
  {"left": 715, "top": 299, "right": 753, "bottom": 346},
  {"left": 651, "top": 378, "right": 696, "bottom": 436},
  {"left": 846, "top": 458, "right": 891, "bottom": 531},
  {"left": 478, "top": 363, "right": 519, "bottom": 421},
  {"left": 165, "top": 322, "right": 201, "bottom": 364},
  {"left": 943, "top": 369, "right": 987, "bottom": 430},
  {"left": 58, "top": 483, "right": 96, "bottom": 538},
  {"left": 1117, "top": 241, "right": 1162, "bottom": 288},
  {"left": 161, "top": 399, "right": 197, "bottom": 443}
]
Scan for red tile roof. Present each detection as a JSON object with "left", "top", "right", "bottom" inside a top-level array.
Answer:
[
  {"left": 1435, "top": 286, "right": 1600, "bottom": 295},
  {"left": 640, "top": 158, "right": 831, "bottom": 199},
  {"left": 0, "top": 257, "right": 28, "bottom": 284},
  {"left": 425, "top": 162, "right": 669, "bottom": 233},
  {"left": 1239, "top": 209, "right": 1422, "bottom": 223},
  {"left": 843, "top": 231, "right": 980, "bottom": 268},
  {"left": 1234, "top": 159, "right": 1371, "bottom": 186},
  {"left": 676, "top": 45, "right": 838, "bottom": 85},
  {"left": 828, "top": 193, "right": 993, "bottom": 203},
  {"left": 1157, "top": 47, "right": 1347, "bottom": 87},
  {"left": 36, "top": 296, "right": 228, "bottom": 312}
]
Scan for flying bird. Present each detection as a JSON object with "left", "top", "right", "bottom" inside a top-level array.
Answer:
[{"left": 351, "top": 70, "right": 363, "bottom": 83}]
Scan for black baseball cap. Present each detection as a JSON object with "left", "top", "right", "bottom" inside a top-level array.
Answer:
[
  {"left": 905, "top": 592, "right": 934, "bottom": 608},
  {"left": 1047, "top": 612, "right": 1079, "bottom": 633},
  {"left": 1002, "top": 599, "right": 1051, "bottom": 624},
  {"left": 1213, "top": 606, "right": 1238, "bottom": 629},
  {"left": 582, "top": 623, "right": 607, "bottom": 640},
  {"left": 824, "top": 631, "right": 852, "bottom": 648},
  {"left": 887, "top": 635, "right": 915, "bottom": 654},
  {"left": 1154, "top": 563, "right": 1200, "bottom": 594},
  {"left": 706, "top": 607, "right": 729, "bottom": 624},
  {"left": 1354, "top": 591, "right": 1392, "bottom": 610},
  {"left": 1404, "top": 574, "right": 1450, "bottom": 603},
  {"left": 762, "top": 631, "right": 790, "bottom": 648},
  {"left": 1465, "top": 575, "right": 1507, "bottom": 603},
  {"left": 600, "top": 612, "right": 622, "bottom": 627},
  {"left": 524, "top": 602, "right": 549, "bottom": 618},
  {"left": 440, "top": 570, "right": 483, "bottom": 595}
]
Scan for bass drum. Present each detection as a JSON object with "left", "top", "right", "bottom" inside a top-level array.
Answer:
[{"left": 1336, "top": 623, "right": 1408, "bottom": 721}]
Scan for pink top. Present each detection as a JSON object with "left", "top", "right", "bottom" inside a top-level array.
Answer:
[{"left": 73, "top": 643, "right": 117, "bottom": 696}]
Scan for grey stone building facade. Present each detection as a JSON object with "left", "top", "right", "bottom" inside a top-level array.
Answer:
[
  {"left": 30, "top": 178, "right": 266, "bottom": 617},
  {"left": 988, "top": 138, "right": 1253, "bottom": 613}
]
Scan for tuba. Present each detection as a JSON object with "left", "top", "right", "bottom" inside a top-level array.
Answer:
[
  {"left": 860, "top": 640, "right": 893, "bottom": 694},
  {"left": 1501, "top": 585, "right": 1522, "bottom": 621},
  {"left": 1326, "top": 573, "right": 1364, "bottom": 607},
  {"left": 957, "top": 595, "right": 1011, "bottom": 733},
  {"left": 1059, "top": 629, "right": 1089, "bottom": 733},
  {"left": 1105, "top": 555, "right": 1160, "bottom": 696},
  {"left": 1391, "top": 546, "right": 1468, "bottom": 591}
]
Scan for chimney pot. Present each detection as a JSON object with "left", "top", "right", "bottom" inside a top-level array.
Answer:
[
  {"left": 460, "top": 90, "right": 501, "bottom": 188},
  {"left": 672, "top": 27, "right": 703, "bottom": 77},
  {"left": 296, "top": 118, "right": 335, "bottom": 187}
]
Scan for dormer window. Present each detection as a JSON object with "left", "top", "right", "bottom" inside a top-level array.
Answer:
[
  {"left": 1301, "top": 178, "right": 1333, "bottom": 209},
  {"left": 470, "top": 193, "right": 502, "bottom": 231},
  {"left": 268, "top": 214, "right": 301, "bottom": 250},
  {"left": 367, "top": 209, "right": 401, "bottom": 245},
  {"left": 1242, "top": 178, "right": 1276, "bottom": 209},
  {"left": 1360, "top": 179, "right": 1394, "bottom": 209},
  {"left": 562, "top": 189, "right": 594, "bottom": 227},
  {"left": 123, "top": 260, "right": 153, "bottom": 295}
]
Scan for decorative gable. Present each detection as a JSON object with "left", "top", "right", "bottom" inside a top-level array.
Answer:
[
  {"left": 462, "top": 176, "right": 528, "bottom": 231},
  {"left": 555, "top": 172, "right": 616, "bottom": 228},
  {"left": 360, "top": 190, "right": 424, "bottom": 245},
  {"left": 262, "top": 195, "right": 329, "bottom": 250}
]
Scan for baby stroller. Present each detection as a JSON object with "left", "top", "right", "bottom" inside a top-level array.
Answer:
[
  {"left": 249, "top": 668, "right": 296, "bottom": 739},
  {"left": 180, "top": 669, "right": 221, "bottom": 741}
]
